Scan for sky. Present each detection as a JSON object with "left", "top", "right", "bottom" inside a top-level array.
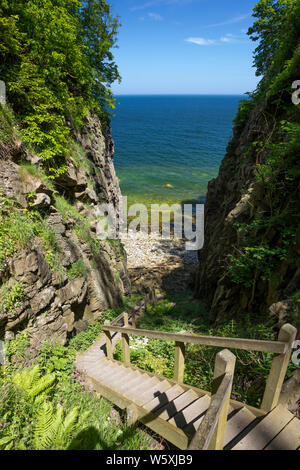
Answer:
[{"left": 109, "top": 0, "right": 261, "bottom": 95}]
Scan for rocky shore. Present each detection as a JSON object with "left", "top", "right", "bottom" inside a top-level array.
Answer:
[{"left": 120, "top": 229, "right": 198, "bottom": 295}]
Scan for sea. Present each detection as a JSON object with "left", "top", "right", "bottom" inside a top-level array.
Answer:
[{"left": 111, "top": 95, "right": 243, "bottom": 207}]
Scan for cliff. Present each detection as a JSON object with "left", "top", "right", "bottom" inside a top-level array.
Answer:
[
  {"left": 0, "top": 107, "right": 130, "bottom": 352},
  {"left": 196, "top": 106, "right": 300, "bottom": 330},
  {"left": 195, "top": 2, "right": 300, "bottom": 331}
]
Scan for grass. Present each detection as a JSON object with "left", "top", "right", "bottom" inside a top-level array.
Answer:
[
  {"left": 0, "top": 281, "right": 25, "bottom": 315},
  {"left": 54, "top": 195, "right": 84, "bottom": 222},
  {"left": 67, "top": 260, "right": 87, "bottom": 280},
  {"left": 0, "top": 194, "right": 64, "bottom": 278},
  {"left": 69, "top": 139, "right": 93, "bottom": 174},
  {"left": 73, "top": 222, "right": 102, "bottom": 256},
  {"left": 18, "top": 163, "right": 54, "bottom": 191}
]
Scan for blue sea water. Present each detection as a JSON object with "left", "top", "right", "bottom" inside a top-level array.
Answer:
[{"left": 111, "top": 95, "right": 242, "bottom": 206}]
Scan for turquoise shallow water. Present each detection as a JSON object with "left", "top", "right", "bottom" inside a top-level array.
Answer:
[{"left": 111, "top": 95, "right": 242, "bottom": 206}]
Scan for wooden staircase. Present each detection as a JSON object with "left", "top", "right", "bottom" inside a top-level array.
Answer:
[{"left": 76, "top": 315, "right": 300, "bottom": 451}]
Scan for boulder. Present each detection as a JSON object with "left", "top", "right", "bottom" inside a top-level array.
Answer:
[{"left": 32, "top": 193, "right": 51, "bottom": 209}]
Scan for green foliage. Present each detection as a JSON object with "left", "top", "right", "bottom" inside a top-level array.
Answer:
[
  {"left": 0, "top": 0, "right": 120, "bottom": 172},
  {"left": 5, "top": 329, "right": 30, "bottom": 365},
  {"left": 18, "top": 163, "right": 54, "bottom": 191},
  {"left": 38, "top": 343, "right": 75, "bottom": 378},
  {"left": 227, "top": 120, "right": 300, "bottom": 289},
  {"left": 0, "top": 299, "right": 152, "bottom": 450},
  {"left": 54, "top": 195, "right": 83, "bottom": 222},
  {"left": 248, "top": 0, "right": 297, "bottom": 77},
  {"left": 0, "top": 281, "right": 25, "bottom": 314},
  {"left": 233, "top": 98, "right": 255, "bottom": 134},
  {"left": 67, "top": 259, "right": 87, "bottom": 280},
  {"left": 33, "top": 401, "right": 87, "bottom": 450},
  {"left": 0, "top": 195, "right": 63, "bottom": 276},
  {"left": 225, "top": 2, "right": 300, "bottom": 298},
  {"left": 0, "top": 104, "right": 20, "bottom": 143},
  {"left": 73, "top": 222, "right": 101, "bottom": 256},
  {"left": 12, "top": 365, "right": 56, "bottom": 404},
  {"left": 0, "top": 196, "right": 34, "bottom": 272},
  {"left": 70, "top": 140, "right": 93, "bottom": 173}
]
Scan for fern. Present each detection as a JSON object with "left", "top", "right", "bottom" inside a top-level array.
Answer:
[
  {"left": 33, "top": 402, "right": 86, "bottom": 450},
  {"left": 12, "top": 365, "right": 55, "bottom": 403}
]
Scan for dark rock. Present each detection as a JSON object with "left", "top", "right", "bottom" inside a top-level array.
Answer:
[{"left": 0, "top": 113, "right": 129, "bottom": 351}]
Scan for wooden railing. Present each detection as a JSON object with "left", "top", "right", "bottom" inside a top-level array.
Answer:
[
  {"left": 189, "top": 349, "right": 236, "bottom": 450},
  {"left": 102, "top": 322, "right": 297, "bottom": 416}
]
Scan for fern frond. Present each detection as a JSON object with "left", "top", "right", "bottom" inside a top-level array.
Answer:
[
  {"left": 33, "top": 401, "right": 55, "bottom": 450},
  {"left": 62, "top": 407, "right": 79, "bottom": 439},
  {"left": 13, "top": 366, "right": 55, "bottom": 403},
  {"left": 28, "top": 373, "right": 55, "bottom": 401}
]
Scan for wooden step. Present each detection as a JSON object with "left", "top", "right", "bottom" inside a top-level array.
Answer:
[
  {"left": 142, "top": 384, "right": 186, "bottom": 413},
  {"left": 102, "top": 365, "right": 132, "bottom": 382},
  {"left": 134, "top": 379, "right": 172, "bottom": 406},
  {"left": 87, "top": 359, "right": 114, "bottom": 374},
  {"left": 90, "top": 363, "right": 126, "bottom": 382},
  {"left": 232, "top": 405, "right": 294, "bottom": 450},
  {"left": 264, "top": 417, "right": 300, "bottom": 450},
  {"left": 224, "top": 407, "right": 257, "bottom": 447},
  {"left": 108, "top": 370, "right": 141, "bottom": 389},
  {"left": 155, "top": 389, "right": 199, "bottom": 421},
  {"left": 169, "top": 394, "right": 211, "bottom": 430},
  {"left": 118, "top": 372, "right": 149, "bottom": 394},
  {"left": 86, "top": 360, "right": 119, "bottom": 376},
  {"left": 122, "top": 376, "right": 163, "bottom": 402}
]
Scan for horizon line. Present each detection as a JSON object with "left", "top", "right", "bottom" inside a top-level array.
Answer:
[{"left": 113, "top": 93, "right": 247, "bottom": 96}]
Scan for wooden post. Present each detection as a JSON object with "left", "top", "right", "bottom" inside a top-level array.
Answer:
[
  {"left": 122, "top": 312, "right": 130, "bottom": 366},
  {"left": 209, "top": 349, "right": 236, "bottom": 450},
  {"left": 126, "top": 404, "right": 139, "bottom": 426},
  {"left": 174, "top": 341, "right": 185, "bottom": 384},
  {"left": 261, "top": 323, "right": 297, "bottom": 412},
  {"left": 131, "top": 311, "right": 136, "bottom": 329},
  {"left": 104, "top": 320, "right": 113, "bottom": 360}
]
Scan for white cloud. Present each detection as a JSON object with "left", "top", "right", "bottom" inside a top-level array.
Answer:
[
  {"left": 220, "top": 33, "right": 237, "bottom": 43},
  {"left": 206, "top": 13, "right": 251, "bottom": 28},
  {"left": 185, "top": 37, "right": 217, "bottom": 46},
  {"left": 185, "top": 33, "right": 248, "bottom": 46},
  {"left": 148, "top": 12, "right": 163, "bottom": 21}
]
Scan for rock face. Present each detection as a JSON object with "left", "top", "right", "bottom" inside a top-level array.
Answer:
[
  {"left": 0, "top": 114, "right": 130, "bottom": 351},
  {"left": 195, "top": 105, "right": 300, "bottom": 325}
]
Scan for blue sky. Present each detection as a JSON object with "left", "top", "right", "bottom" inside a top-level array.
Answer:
[{"left": 109, "top": 0, "right": 260, "bottom": 95}]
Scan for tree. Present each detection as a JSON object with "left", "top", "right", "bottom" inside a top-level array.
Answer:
[{"left": 0, "top": 0, "right": 121, "bottom": 170}]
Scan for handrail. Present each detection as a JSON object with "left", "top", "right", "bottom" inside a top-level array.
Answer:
[
  {"left": 102, "top": 324, "right": 287, "bottom": 354},
  {"left": 189, "top": 349, "right": 236, "bottom": 450},
  {"left": 188, "top": 373, "right": 233, "bottom": 450},
  {"left": 102, "top": 321, "right": 297, "bottom": 414}
]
